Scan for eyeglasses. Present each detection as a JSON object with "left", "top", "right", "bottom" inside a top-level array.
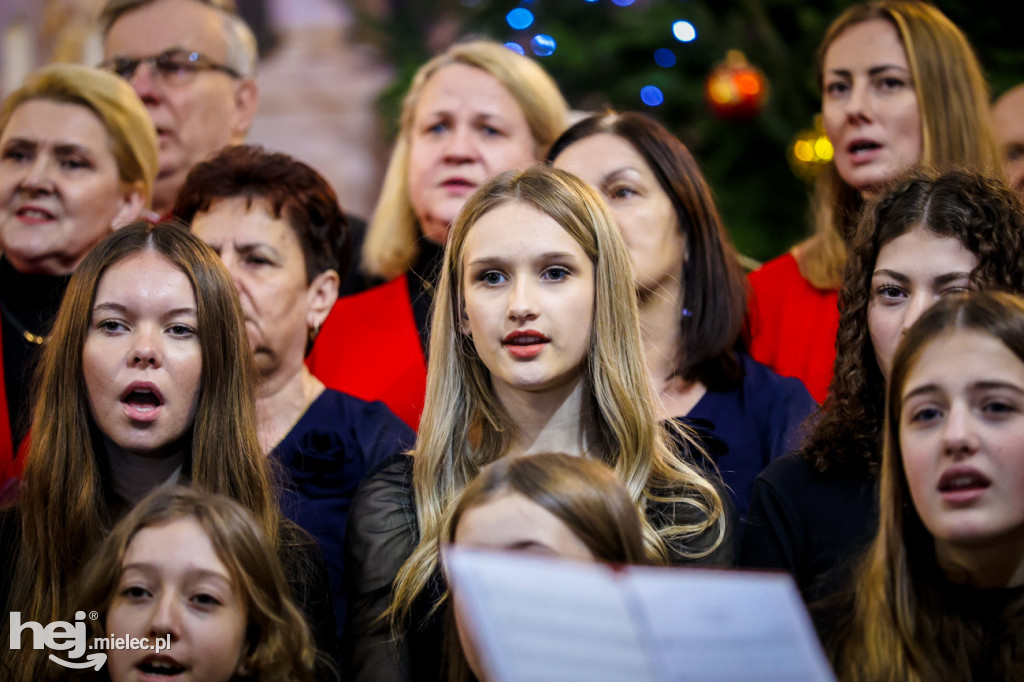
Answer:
[{"left": 99, "top": 49, "right": 242, "bottom": 85}]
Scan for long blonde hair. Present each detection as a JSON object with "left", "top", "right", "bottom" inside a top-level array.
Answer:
[
  {"left": 362, "top": 40, "right": 570, "bottom": 280},
  {"left": 387, "top": 166, "right": 726, "bottom": 629},
  {"left": 834, "top": 292, "right": 1024, "bottom": 681},
  {"left": 798, "top": 0, "right": 1001, "bottom": 289}
]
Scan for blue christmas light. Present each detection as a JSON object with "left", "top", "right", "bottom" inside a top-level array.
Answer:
[
  {"left": 672, "top": 20, "right": 697, "bottom": 42},
  {"left": 531, "top": 34, "right": 557, "bottom": 57},
  {"left": 504, "top": 41, "right": 526, "bottom": 55},
  {"left": 653, "top": 48, "right": 676, "bottom": 67},
  {"left": 506, "top": 8, "right": 534, "bottom": 30},
  {"left": 611, "top": 0, "right": 636, "bottom": 5},
  {"left": 640, "top": 85, "right": 664, "bottom": 106}
]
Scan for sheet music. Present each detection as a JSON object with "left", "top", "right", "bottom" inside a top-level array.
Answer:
[
  {"left": 448, "top": 548, "right": 658, "bottom": 682},
  {"left": 447, "top": 547, "right": 835, "bottom": 682},
  {"left": 622, "top": 567, "right": 836, "bottom": 681}
]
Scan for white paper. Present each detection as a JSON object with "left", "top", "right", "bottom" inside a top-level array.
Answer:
[
  {"left": 622, "top": 567, "right": 836, "bottom": 681},
  {"left": 447, "top": 548, "right": 835, "bottom": 682},
  {"left": 448, "top": 548, "right": 657, "bottom": 682}
]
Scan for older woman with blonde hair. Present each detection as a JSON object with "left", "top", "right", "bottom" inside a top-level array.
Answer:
[
  {"left": 344, "top": 166, "right": 731, "bottom": 681},
  {"left": 307, "top": 40, "right": 570, "bottom": 428},
  {"left": 0, "top": 63, "right": 157, "bottom": 490},
  {"left": 747, "top": 0, "right": 1001, "bottom": 403}
]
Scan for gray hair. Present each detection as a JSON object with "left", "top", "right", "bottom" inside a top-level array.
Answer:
[{"left": 100, "top": 0, "right": 257, "bottom": 78}]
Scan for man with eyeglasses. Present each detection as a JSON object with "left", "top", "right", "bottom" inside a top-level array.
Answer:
[{"left": 99, "top": 0, "right": 259, "bottom": 217}]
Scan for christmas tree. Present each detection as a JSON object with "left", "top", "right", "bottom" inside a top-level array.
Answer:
[{"left": 357, "top": 0, "right": 1023, "bottom": 261}]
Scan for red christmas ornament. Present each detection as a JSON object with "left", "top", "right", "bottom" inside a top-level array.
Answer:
[{"left": 704, "top": 50, "right": 769, "bottom": 120}]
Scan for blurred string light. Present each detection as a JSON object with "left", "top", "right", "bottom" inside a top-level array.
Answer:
[
  {"left": 504, "top": 41, "right": 525, "bottom": 55},
  {"left": 653, "top": 48, "right": 676, "bottom": 67},
  {"left": 673, "top": 20, "right": 696, "bottom": 42},
  {"left": 640, "top": 85, "right": 664, "bottom": 106},
  {"left": 531, "top": 34, "right": 556, "bottom": 56},
  {"left": 506, "top": 7, "right": 534, "bottom": 30},
  {"left": 788, "top": 114, "right": 833, "bottom": 180},
  {"left": 611, "top": 0, "right": 636, "bottom": 5}
]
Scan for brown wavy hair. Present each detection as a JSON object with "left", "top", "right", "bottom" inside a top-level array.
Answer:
[
  {"left": 547, "top": 111, "right": 748, "bottom": 392},
  {"left": 797, "top": 0, "right": 1000, "bottom": 290},
  {"left": 833, "top": 292, "right": 1024, "bottom": 681},
  {"left": 2, "top": 221, "right": 278, "bottom": 681},
  {"left": 173, "top": 144, "right": 349, "bottom": 285},
  {"left": 803, "top": 169, "right": 1024, "bottom": 475},
  {"left": 70, "top": 485, "right": 316, "bottom": 682}
]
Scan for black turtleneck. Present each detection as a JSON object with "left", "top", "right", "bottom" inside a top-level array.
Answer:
[{"left": 0, "top": 257, "right": 72, "bottom": 446}]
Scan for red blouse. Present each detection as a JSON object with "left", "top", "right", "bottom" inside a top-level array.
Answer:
[
  {"left": 305, "top": 275, "right": 426, "bottom": 430},
  {"left": 0, "top": 320, "right": 12, "bottom": 488},
  {"left": 747, "top": 251, "right": 839, "bottom": 404},
  {"left": 0, "top": 321, "right": 27, "bottom": 497}
]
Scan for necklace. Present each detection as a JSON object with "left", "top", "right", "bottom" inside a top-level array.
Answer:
[{"left": 0, "top": 299, "right": 45, "bottom": 345}]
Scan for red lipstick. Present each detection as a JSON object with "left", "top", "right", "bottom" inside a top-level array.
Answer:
[{"left": 502, "top": 329, "right": 549, "bottom": 359}]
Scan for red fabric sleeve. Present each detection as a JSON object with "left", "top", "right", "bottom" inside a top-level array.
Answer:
[
  {"left": 747, "top": 252, "right": 839, "bottom": 404},
  {"left": 0, "top": 320, "right": 14, "bottom": 490},
  {"left": 306, "top": 275, "right": 427, "bottom": 430}
]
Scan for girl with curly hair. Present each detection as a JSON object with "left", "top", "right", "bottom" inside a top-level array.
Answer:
[{"left": 741, "top": 169, "right": 1024, "bottom": 604}]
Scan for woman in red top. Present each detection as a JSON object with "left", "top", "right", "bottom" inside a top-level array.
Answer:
[
  {"left": 747, "top": 0, "right": 1000, "bottom": 403},
  {"left": 306, "top": 40, "right": 569, "bottom": 429}
]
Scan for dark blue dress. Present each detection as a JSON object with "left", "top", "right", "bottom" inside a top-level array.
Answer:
[
  {"left": 678, "top": 353, "right": 817, "bottom": 519},
  {"left": 273, "top": 388, "right": 415, "bottom": 643}
]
